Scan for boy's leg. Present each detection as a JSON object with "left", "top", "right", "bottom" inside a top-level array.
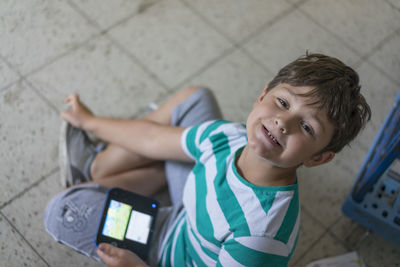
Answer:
[{"left": 86, "top": 86, "right": 206, "bottom": 196}]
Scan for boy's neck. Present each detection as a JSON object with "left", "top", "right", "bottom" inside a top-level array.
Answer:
[{"left": 236, "top": 145, "right": 297, "bottom": 187}]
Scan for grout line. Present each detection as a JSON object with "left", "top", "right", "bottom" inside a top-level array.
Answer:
[
  {"left": 326, "top": 214, "right": 372, "bottom": 252},
  {"left": 2, "top": 2, "right": 105, "bottom": 82},
  {"left": 0, "top": 55, "right": 25, "bottom": 92},
  {"left": 286, "top": 0, "right": 311, "bottom": 8},
  {"left": 0, "top": 211, "right": 51, "bottom": 267},
  {"left": 104, "top": 33, "right": 171, "bottom": 91},
  {"left": 96, "top": 0, "right": 162, "bottom": 35},
  {"left": 68, "top": 0, "right": 171, "bottom": 93},
  {"left": 176, "top": 0, "right": 297, "bottom": 90},
  {"left": 181, "top": 0, "right": 297, "bottom": 51},
  {"left": 179, "top": 0, "right": 238, "bottom": 47},
  {"left": 0, "top": 4, "right": 105, "bottom": 95},
  {"left": 0, "top": 53, "right": 25, "bottom": 78},
  {"left": 170, "top": 45, "right": 238, "bottom": 92},
  {"left": 0, "top": 77, "right": 24, "bottom": 93},
  {"left": 236, "top": 4, "right": 297, "bottom": 49},
  {"left": 297, "top": 5, "right": 400, "bottom": 87},
  {"left": 326, "top": 227, "right": 359, "bottom": 252},
  {"left": 68, "top": 0, "right": 163, "bottom": 37},
  {"left": 326, "top": 216, "right": 343, "bottom": 231},
  {"left": 360, "top": 29, "right": 399, "bottom": 61},
  {"left": 361, "top": 31, "right": 400, "bottom": 88},
  {"left": 23, "top": 78, "right": 60, "bottom": 115},
  {"left": 291, "top": 228, "right": 331, "bottom": 266},
  {"left": 22, "top": 32, "right": 103, "bottom": 81},
  {"left": 67, "top": 0, "right": 103, "bottom": 30},
  {"left": 24, "top": 0, "right": 168, "bottom": 119},
  {"left": 239, "top": 46, "right": 277, "bottom": 76},
  {"left": 384, "top": 0, "right": 400, "bottom": 13},
  {"left": 289, "top": 205, "right": 332, "bottom": 266},
  {"left": 301, "top": 204, "right": 331, "bottom": 230},
  {"left": 0, "top": 168, "right": 59, "bottom": 211},
  {"left": 296, "top": 8, "right": 365, "bottom": 63},
  {"left": 361, "top": 57, "right": 400, "bottom": 89}
]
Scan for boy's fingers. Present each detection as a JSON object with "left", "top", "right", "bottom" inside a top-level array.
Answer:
[
  {"left": 96, "top": 243, "right": 122, "bottom": 266},
  {"left": 64, "top": 93, "right": 79, "bottom": 103},
  {"left": 99, "top": 243, "right": 115, "bottom": 255},
  {"left": 97, "top": 247, "right": 112, "bottom": 265}
]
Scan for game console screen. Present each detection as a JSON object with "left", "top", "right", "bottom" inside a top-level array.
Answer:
[
  {"left": 102, "top": 200, "right": 153, "bottom": 244},
  {"left": 102, "top": 200, "right": 132, "bottom": 240},
  {"left": 125, "top": 210, "right": 152, "bottom": 244}
]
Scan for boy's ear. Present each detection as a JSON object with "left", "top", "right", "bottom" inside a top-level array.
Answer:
[
  {"left": 303, "top": 151, "right": 335, "bottom": 167},
  {"left": 257, "top": 85, "right": 269, "bottom": 103}
]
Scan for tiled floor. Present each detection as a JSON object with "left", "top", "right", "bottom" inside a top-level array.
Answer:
[{"left": 1, "top": 0, "right": 399, "bottom": 266}]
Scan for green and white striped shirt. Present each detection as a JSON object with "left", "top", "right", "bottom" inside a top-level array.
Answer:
[{"left": 158, "top": 120, "right": 300, "bottom": 266}]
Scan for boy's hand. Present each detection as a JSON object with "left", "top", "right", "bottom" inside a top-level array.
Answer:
[
  {"left": 61, "top": 94, "right": 94, "bottom": 130},
  {"left": 97, "top": 243, "right": 148, "bottom": 267}
]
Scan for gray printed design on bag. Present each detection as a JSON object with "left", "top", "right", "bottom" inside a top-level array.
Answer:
[{"left": 60, "top": 200, "right": 93, "bottom": 232}]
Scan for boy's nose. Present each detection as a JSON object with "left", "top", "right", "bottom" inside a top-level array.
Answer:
[{"left": 274, "top": 117, "right": 290, "bottom": 134}]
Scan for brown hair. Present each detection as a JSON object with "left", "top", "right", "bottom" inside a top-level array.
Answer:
[{"left": 267, "top": 53, "right": 371, "bottom": 153}]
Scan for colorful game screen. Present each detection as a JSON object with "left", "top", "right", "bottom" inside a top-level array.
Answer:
[{"left": 102, "top": 200, "right": 132, "bottom": 240}]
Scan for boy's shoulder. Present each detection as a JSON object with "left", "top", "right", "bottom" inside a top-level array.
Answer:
[
  {"left": 195, "top": 119, "right": 246, "bottom": 146},
  {"left": 197, "top": 119, "right": 246, "bottom": 137}
]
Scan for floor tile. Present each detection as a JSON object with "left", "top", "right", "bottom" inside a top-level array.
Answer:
[
  {"left": 108, "top": 0, "right": 232, "bottom": 89},
  {"left": 183, "top": 49, "right": 273, "bottom": 123},
  {"left": 289, "top": 209, "right": 326, "bottom": 266},
  {"left": 331, "top": 140, "right": 369, "bottom": 180},
  {"left": 28, "top": 36, "right": 167, "bottom": 119},
  {"left": 293, "top": 232, "right": 349, "bottom": 267},
  {"left": 244, "top": 10, "right": 361, "bottom": 74},
  {"left": 358, "top": 233, "right": 400, "bottom": 267},
  {"left": 368, "top": 32, "right": 400, "bottom": 86},
  {"left": 300, "top": 0, "right": 400, "bottom": 55},
  {"left": 329, "top": 215, "right": 371, "bottom": 250},
  {"left": 0, "top": 81, "right": 59, "bottom": 206},
  {"left": 0, "top": 213, "right": 47, "bottom": 266},
  {"left": 70, "top": 0, "right": 157, "bottom": 29},
  {"left": 0, "top": 0, "right": 97, "bottom": 75},
  {"left": 183, "top": 0, "right": 291, "bottom": 43},
  {"left": 297, "top": 162, "right": 356, "bottom": 228},
  {"left": 355, "top": 62, "right": 400, "bottom": 149},
  {"left": 2, "top": 172, "right": 100, "bottom": 266},
  {"left": 387, "top": 0, "right": 400, "bottom": 10},
  {"left": 285, "top": 0, "right": 306, "bottom": 5},
  {"left": 0, "top": 59, "right": 19, "bottom": 90}
]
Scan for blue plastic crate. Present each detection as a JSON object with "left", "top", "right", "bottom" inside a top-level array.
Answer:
[{"left": 342, "top": 91, "right": 400, "bottom": 246}]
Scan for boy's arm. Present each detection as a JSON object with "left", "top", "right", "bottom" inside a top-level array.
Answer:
[
  {"left": 61, "top": 94, "right": 192, "bottom": 162},
  {"left": 88, "top": 118, "right": 189, "bottom": 161}
]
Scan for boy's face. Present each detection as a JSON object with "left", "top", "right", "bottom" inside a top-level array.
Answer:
[{"left": 246, "top": 83, "right": 335, "bottom": 168}]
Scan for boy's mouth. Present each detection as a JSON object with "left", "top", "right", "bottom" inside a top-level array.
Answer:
[{"left": 263, "top": 126, "right": 281, "bottom": 146}]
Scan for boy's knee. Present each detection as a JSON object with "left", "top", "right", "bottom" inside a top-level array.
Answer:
[
  {"left": 90, "top": 158, "right": 104, "bottom": 181},
  {"left": 178, "top": 86, "right": 205, "bottom": 101}
]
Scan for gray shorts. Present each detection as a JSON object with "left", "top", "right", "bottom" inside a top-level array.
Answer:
[{"left": 44, "top": 88, "right": 222, "bottom": 264}]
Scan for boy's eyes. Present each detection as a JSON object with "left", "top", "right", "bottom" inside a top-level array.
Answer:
[
  {"left": 277, "top": 97, "right": 315, "bottom": 136},
  {"left": 301, "top": 122, "right": 314, "bottom": 136},
  {"left": 278, "top": 98, "right": 289, "bottom": 109}
]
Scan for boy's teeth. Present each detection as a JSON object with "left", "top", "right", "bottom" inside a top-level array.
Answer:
[{"left": 264, "top": 127, "right": 278, "bottom": 144}]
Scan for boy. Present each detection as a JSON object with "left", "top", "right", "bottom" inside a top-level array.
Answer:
[{"left": 44, "top": 53, "right": 371, "bottom": 266}]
